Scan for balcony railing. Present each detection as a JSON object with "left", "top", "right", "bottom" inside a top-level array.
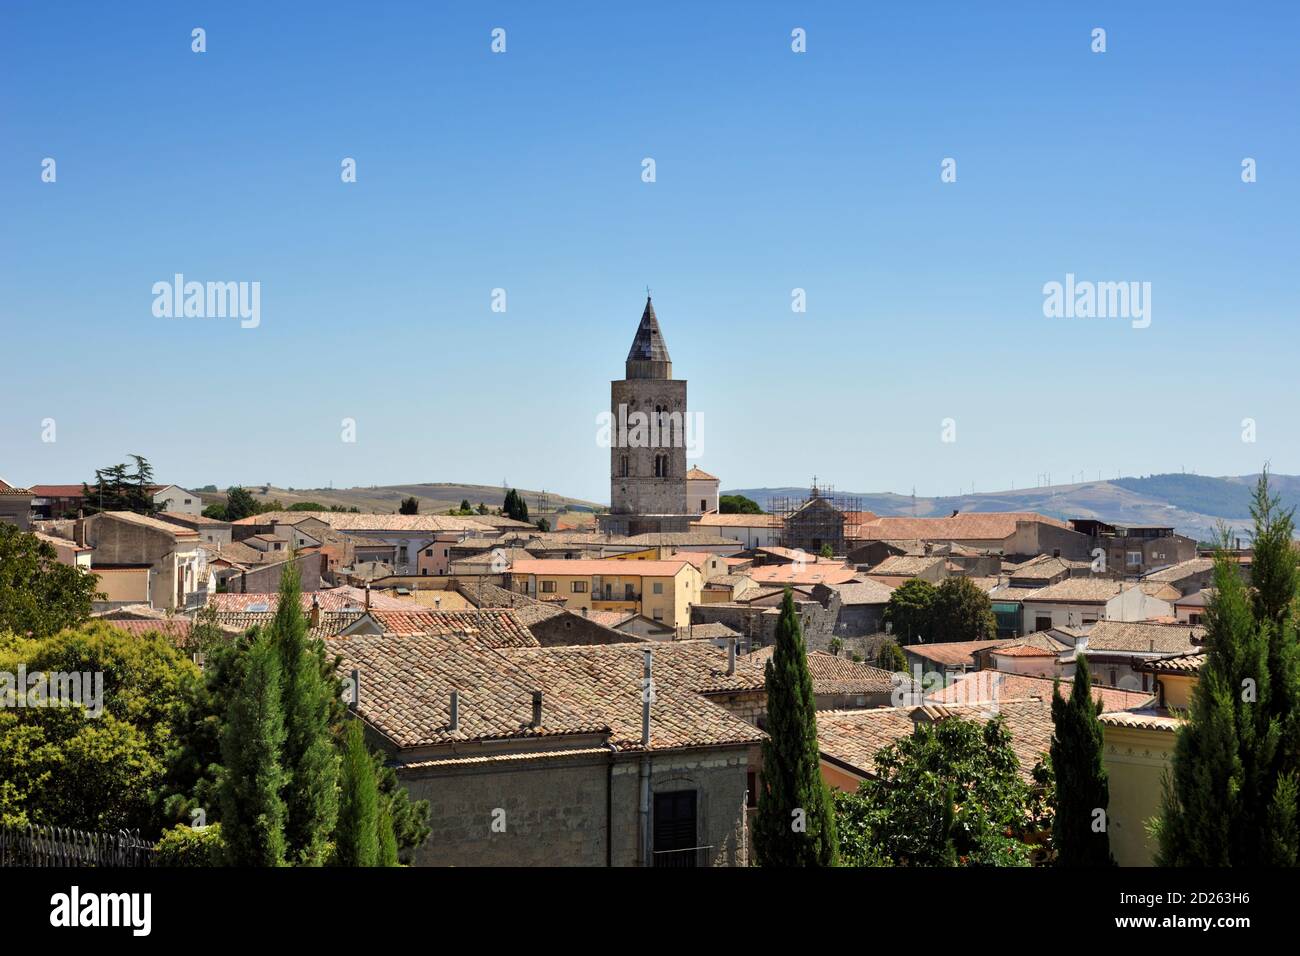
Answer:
[{"left": 652, "top": 844, "right": 714, "bottom": 868}]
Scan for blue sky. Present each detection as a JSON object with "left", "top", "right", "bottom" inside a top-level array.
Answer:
[{"left": 2, "top": 1, "right": 1296, "bottom": 503}]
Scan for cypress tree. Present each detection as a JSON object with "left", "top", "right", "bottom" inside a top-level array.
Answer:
[
  {"left": 753, "top": 589, "right": 838, "bottom": 866},
  {"left": 377, "top": 804, "right": 400, "bottom": 867},
  {"left": 1156, "top": 548, "right": 1281, "bottom": 865},
  {"left": 1050, "top": 655, "right": 1113, "bottom": 865},
  {"left": 335, "top": 718, "right": 380, "bottom": 866},
  {"left": 270, "top": 562, "right": 339, "bottom": 866},
  {"left": 219, "top": 629, "right": 288, "bottom": 866}
]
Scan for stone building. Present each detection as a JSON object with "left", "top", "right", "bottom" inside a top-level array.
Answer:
[{"left": 599, "top": 297, "right": 695, "bottom": 536}]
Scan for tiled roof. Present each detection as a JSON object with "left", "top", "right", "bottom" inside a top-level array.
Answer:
[
  {"left": 816, "top": 697, "right": 1053, "bottom": 782},
  {"left": 746, "top": 647, "right": 894, "bottom": 695},
  {"left": 1023, "top": 579, "right": 1127, "bottom": 604},
  {"left": 626, "top": 296, "right": 672, "bottom": 364},
  {"left": 1085, "top": 621, "right": 1204, "bottom": 655},
  {"left": 1142, "top": 652, "right": 1206, "bottom": 675},
  {"left": 0, "top": 479, "right": 33, "bottom": 495},
  {"left": 684, "top": 622, "right": 742, "bottom": 640},
  {"left": 345, "top": 609, "right": 540, "bottom": 647},
  {"left": 90, "top": 510, "right": 200, "bottom": 538},
  {"left": 504, "top": 643, "right": 766, "bottom": 750},
  {"left": 866, "top": 555, "right": 945, "bottom": 577},
  {"left": 510, "top": 558, "right": 692, "bottom": 576},
  {"left": 1143, "top": 558, "right": 1215, "bottom": 583},
  {"left": 988, "top": 585, "right": 1044, "bottom": 602},
  {"left": 32, "top": 531, "right": 91, "bottom": 552},
  {"left": 929, "top": 671, "right": 1152, "bottom": 712},
  {"left": 207, "top": 588, "right": 407, "bottom": 612},
  {"left": 103, "top": 617, "right": 194, "bottom": 644},
  {"left": 328, "top": 634, "right": 609, "bottom": 748},
  {"left": 692, "top": 513, "right": 784, "bottom": 528},
  {"left": 685, "top": 466, "right": 718, "bottom": 481},
  {"left": 904, "top": 639, "right": 1015, "bottom": 667},
  {"left": 622, "top": 532, "right": 739, "bottom": 547},
  {"left": 232, "top": 512, "right": 492, "bottom": 533},
  {"left": 212, "top": 609, "right": 360, "bottom": 639},
  {"left": 1098, "top": 708, "right": 1183, "bottom": 732},
  {"left": 155, "top": 511, "right": 231, "bottom": 528},
  {"left": 850, "top": 512, "right": 1070, "bottom": 543},
  {"left": 746, "top": 563, "right": 858, "bottom": 586},
  {"left": 27, "top": 484, "right": 85, "bottom": 497}
]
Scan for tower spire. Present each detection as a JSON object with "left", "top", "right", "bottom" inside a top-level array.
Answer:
[{"left": 625, "top": 294, "right": 672, "bottom": 379}]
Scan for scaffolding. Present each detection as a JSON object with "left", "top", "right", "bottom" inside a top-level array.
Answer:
[{"left": 770, "top": 480, "right": 863, "bottom": 555}]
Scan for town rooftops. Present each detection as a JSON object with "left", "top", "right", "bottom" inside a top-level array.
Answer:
[
  {"left": 509, "top": 558, "right": 694, "bottom": 577},
  {"left": 0, "top": 478, "right": 33, "bottom": 495},
  {"left": 866, "top": 555, "right": 945, "bottom": 577},
  {"left": 1023, "top": 578, "right": 1132, "bottom": 604},
  {"left": 1097, "top": 708, "right": 1183, "bottom": 733},
  {"left": 207, "top": 587, "right": 407, "bottom": 612},
  {"left": 692, "top": 512, "right": 784, "bottom": 528},
  {"left": 849, "top": 512, "right": 1070, "bottom": 543},
  {"left": 928, "top": 671, "right": 1152, "bottom": 713},
  {"left": 232, "top": 512, "right": 493, "bottom": 533},
  {"left": 1142, "top": 557, "right": 1215, "bottom": 583},
  {"left": 91, "top": 510, "right": 200, "bottom": 538},
  {"left": 622, "top": 531, "right": 739, "bottom": 547},
  {"left": 1141, "top": 651, "right": 1207, "bottom": 675},
  {"left": 745, "top": 646, "right": 894, "bottom": 695},
  {"left": 685, "top": 466, "right": 718, "bottom": 481},
  {"left": 825, "top": 579, "right": 896, "bottom": 605},
  {"left": 816, "top": 697, "right": 1053, "bottom": 783},
  {"left": 1084, "top": 620, "right": 1205, "bottom": 655},
  {"left": 904, "top": 639, "right": 1015, "bottom": 667},
  {"left": 340, "top": 608, "right": 540, "bottom": 646}
]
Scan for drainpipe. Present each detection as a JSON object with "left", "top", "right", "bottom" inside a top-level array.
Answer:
[{"left": 639, "top": 648, "right": 653, "bottom": 867}]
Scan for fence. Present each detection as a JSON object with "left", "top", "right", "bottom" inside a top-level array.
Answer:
[{"left": 0, "top": 825, "right": 155, "bottom": 867}]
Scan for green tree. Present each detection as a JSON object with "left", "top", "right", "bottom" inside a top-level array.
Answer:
[
  {"left": 719, "top": 494, "right": 763, "bottom": 515},
  {"left": 1050, "top": 655, "right": 1113, "bottom": 865},
  {"left": 287, "top": 502, "right": 327, "bottom": 512},
  {"left": 202, "top": 502, "right": 228, "bottom": 520},
  {"left": 224, "top": 487, "right": 260, "bottom": 522},
  {"left": 270, "top": 563, "right": 339, "bottom": 865},
  {"left": 930, "top": 576, "right": 997, "bottom": 643},
  {"left": 0, "top": 526, "right": 103, "bottom": 638},
  {"left": 218, "top": 629, "right": 287, "bottom": 866},
  {"left": 502, "top": 489, "right": 529, "bottom": 523},
  {"left": 753, "top": 590, "right": 838, "bottom": 866},
  {"left": 375, "top": 756, "right": 430, "bottom": 863},
  {"left": 875, "top": 640, "right": 907, "bottom": 672},
  {"left": 334, "top": 718, "right": 380, "bottom": 866},
  {"left": 476, "top": 502, "right": 489, "bottom": 515},
  {"left": 883, "top": 578, "right": 936, "bottom": 646},
  {"left": 399, "top": 496, "right": 420, "bottom": 515},
  {"left": 835, "top": 716, "right": 1038, "bottom": 866}
]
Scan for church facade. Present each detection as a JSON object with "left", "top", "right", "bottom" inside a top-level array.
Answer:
[{"left": 598, "top": 298, "right": 699, "bottom": 536}]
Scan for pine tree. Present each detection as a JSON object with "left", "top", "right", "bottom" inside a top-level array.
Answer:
[
  {"left": 270, "top": 562, "right": 339, "bottom": 865},
  {"left": 1050, "top": 655, "right": 1113, "bottom": 865},
  {"left": 219, "top": 629, "right": 288, "bottom": 866},
  {"left": 377, "top": 804, "right": 399, "bottom": 867},
  {"left": 753, "top": 589, "right": 838, "bottom": 866},
  {"left": 334, "top": 718, "right": 380, "bottom": 866}
]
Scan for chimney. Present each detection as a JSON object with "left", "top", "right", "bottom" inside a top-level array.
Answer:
[
  {"left": 364, "top": 583, "right": 371, "bottom": 610},
  {"left": 531, "top": 690, "right": 543, "bottom": 729},
  {"left": 348, "top": 668, "right": 360, "bottom": 711},
  {"left": 641, "top": 648, "right": 653, "bottom": 747},
  {"left": 727, "top": 638, "right": 736, "bottom": 676},
  {"left": 74, "top": 518, "right": 87, "bottom": 548},
  {"left": 309, "top": 593, "right": 321, "bottom": 628},
  {"left": 581, "top": 606, "right": 588, "bottom": 617},
  {"left": 434, "top": 596, "right": 441, "bottom": 610},
  {"left": 449, "top": 690, "right": 459, "bottom": 731}
]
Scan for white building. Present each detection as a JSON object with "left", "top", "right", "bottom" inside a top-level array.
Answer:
[{"left": 690, "top": 512, "right": 783, "bottom": 549}]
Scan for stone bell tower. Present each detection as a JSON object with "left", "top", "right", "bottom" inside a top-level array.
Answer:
[{"left": 599, "top": 297, "right": 691, "bottom": 536}]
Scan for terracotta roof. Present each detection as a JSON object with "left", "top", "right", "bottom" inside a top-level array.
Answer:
[
  {"left": 1142, "top": 652, "right": 1206, "bottom": 675},
  {"left": 866, "top": 555, "right": 945, "bottom": 577},
  {"left": 817, "top": 697, "right": 1053, "bottom": 782},
  {"left": 90, "top": 510, "right": 200, "bottom": 538},
  {"left": 347, "top": 609, "right": 540, "bottom": 646},
  {"left": 622, "top": 532, "right": 739, "bottom": 547},
  {"left": 692, "top": 513, "right": 783, "bottom": 528},
  {"left": 826, "top": 579, "right": 896, "bottom": 605},
  {"left": 1098, "top": 708, "right": 1182, "bottom": 732},
  {"left": 103, "top": 617, "right": 194, "bottom": 644},
  {"left": 232, "top": 512, "right": 492, "bottom": 533},
  {"left": 32, "top": 531, "right": 92, "bottom": 552},
  {"left": 212, "top": 609, "right": 360, "bottom": 639},
  {"left": 27, "top": 484, "right": 85, "bottom": 497},
  {"left": 850, "top": 512, "right": 1070, "bottom": 543},
  {"left": 1084, "top": 621, "right": 1204, "bottom": 655},
  {"left": 745, "top": 647, "right": 894, "bottom": 695},
  {"left": 1023, "top": 579, "right": 1127, "bottom": 604},
  {"left": 1143, "top": 558, "right": 1215, "bottom": 583},
  {"left": 904, "top": 639, "right": 1014, "bottom": 667},
  {"left": 685, "top": 466, "right": 718, "bottom": 481},
  {"left": 510, "top": 558, "right": 692, "bottom": 577},
  {"left": 988, "top": 585, "right": 1044, "bottom": 602},
  {"left": 746, "top": 564, "right": 858, "bottom": 586},
  {"left": 207, "top": 588, "right": 407, "bottom": 612},
  {"left": 929, "top": 671, "right": 1152, "bottom": 713}
]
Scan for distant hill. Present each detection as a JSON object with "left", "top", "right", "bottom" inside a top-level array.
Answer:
[
  {"left": 196, "top": 483, "right": 603, "bottom": 518},
  {"left": 727, "top": 473, "right": 1300, "bottom": 543}
]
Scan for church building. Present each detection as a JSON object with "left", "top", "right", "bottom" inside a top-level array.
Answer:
[{"left": 598, "top": 297, "right": 704, "bottom": 536}]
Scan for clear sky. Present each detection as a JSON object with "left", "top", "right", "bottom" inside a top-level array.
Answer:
[{"left": 2, "top": 1, "right": 1296, "bottom": 504}]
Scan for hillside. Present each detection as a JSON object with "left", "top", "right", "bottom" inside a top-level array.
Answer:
[
  {"left": 728, "top": 473, "right": 1299, "bottom": 543},
  {"left": 195, "top": 483, "right": 603, "bottom": 518}
]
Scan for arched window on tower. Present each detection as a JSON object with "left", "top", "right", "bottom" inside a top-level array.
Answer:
[{"left": 620, "top": 455, "right": 629, "bottom": 477}]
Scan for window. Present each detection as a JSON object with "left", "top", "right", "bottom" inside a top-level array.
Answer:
[
  {"left": 184, "top": 498, "right": 192, "bottom": 505},
  {"left": 746, "top": 772, "right": 758, "bottom": 808},
  {"left": 421, "top": 569, "right": 427, "bottom": 576},
  {"left": 425, "top": 549, "right": 433, "bottom": 557},
  {"left": 653, "top": 791, "right": 698, "bottom": 867},
  {"left": 570, "top": 581, "right": 587, "bottom": 593},
  {"left": 653, "top": 609, "right": 663, "bottom": 620},
  {"left": 1126, "top": 552, "right": 1142, "bottom": 568},
  {"left": 624, "top": 583, "right": 635, "bottom": 600},
  {"left": 1052, "top": 548, "right": 1060, "bottom": 558},
  {"left": 620, "top": 455, "right": 629, "bottom": 477},
  {"left": 540, "top": 580, "right": 557, "bottom": 593},
  {"left": 1035, "top": 616, "right": 1052, "bottom": 631},
  {"left": 652, "top": 582, "right": 663, "bottom": 595},
  {"left": 700, "top": 499, "right": 707, "bottom": 511}
]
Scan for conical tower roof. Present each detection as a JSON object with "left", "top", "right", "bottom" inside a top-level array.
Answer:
[{"left": 625, "top": 296, "right": 673, "bottom": 379}]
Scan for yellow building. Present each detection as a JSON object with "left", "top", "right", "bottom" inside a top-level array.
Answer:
[
  {"left": 508, "top": 558, "right": 703, "bottom": 627},
  {"left": 1099, "top": 652, "right": 1202, "bottom": 866}
]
